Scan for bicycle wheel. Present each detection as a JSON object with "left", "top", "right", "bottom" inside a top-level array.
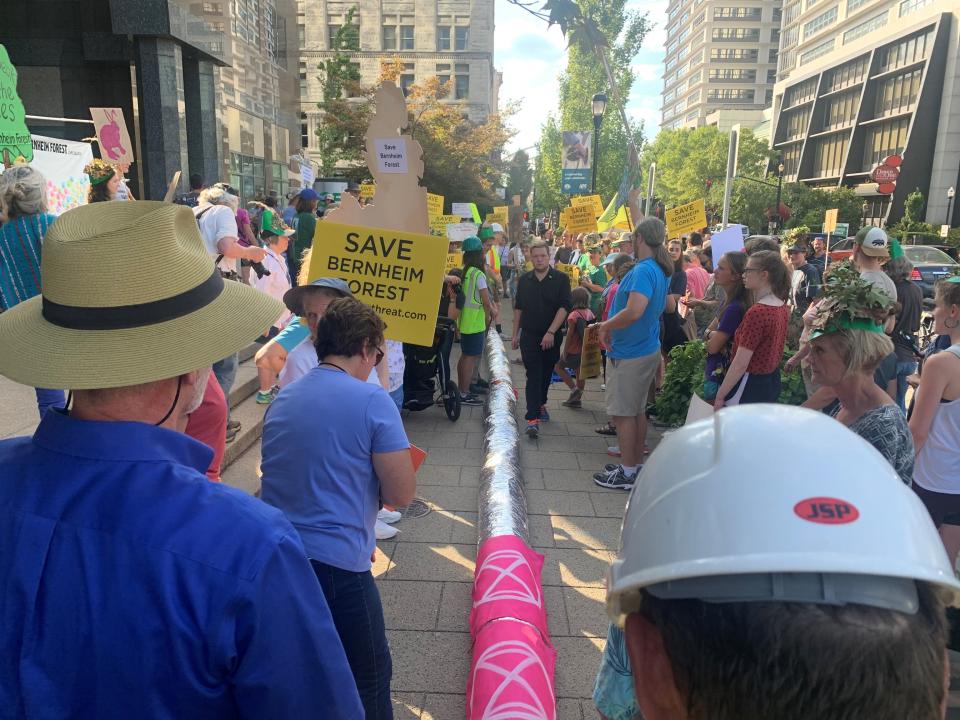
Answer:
[{"left": 444, "top": 380, "right": 461, "bottom": 421}]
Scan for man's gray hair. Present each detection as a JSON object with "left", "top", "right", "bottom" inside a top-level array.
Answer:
[
  {"left": 199, "top": 185, "right": 239, "bottom": 210},
  {"left": 635, "top": 217, "right": 666, "bottom": 248}
]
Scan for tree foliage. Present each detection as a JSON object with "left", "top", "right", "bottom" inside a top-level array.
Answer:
[
  {"left": 531, "top": 0, "right": 648, "bottom": 215},
  {"left": 781, "top": 183, "right": 863, "bottom": 235},
  {"left": 506, "top": 149, "right": 533, "bottom": 205}
]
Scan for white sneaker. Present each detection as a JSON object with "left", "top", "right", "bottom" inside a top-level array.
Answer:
[
  {"left": 378, "top": 508, "right": 402, "bottom": 524},
  {"left": 600, "top": 383, "right": 606, "bottom": 391},
  {"left": 375, "top": 519, "right": 399, "bottom": 540}
]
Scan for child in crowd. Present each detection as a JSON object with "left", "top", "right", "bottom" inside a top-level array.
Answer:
[
  {"left": 557, "top": 287, "right": 595, "bottom": 408},
  {"left": 253, "top": 228, "right": 294, "bottom": 403}
]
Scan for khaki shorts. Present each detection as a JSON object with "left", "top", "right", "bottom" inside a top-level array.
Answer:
[{"left": 605, "top": 352, "right": 661, "bottom": 418}]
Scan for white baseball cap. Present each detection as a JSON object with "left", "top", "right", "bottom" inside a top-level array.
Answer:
[{"left": 607, "top": 405, "right": 960, "bottom": 622}]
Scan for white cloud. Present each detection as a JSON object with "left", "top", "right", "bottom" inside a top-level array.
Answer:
[{"left": 495, "top": 0, "right": 668, "bottom": 154}]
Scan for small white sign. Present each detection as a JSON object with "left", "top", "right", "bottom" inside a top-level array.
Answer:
[
  {"left": 710, "top": 225, "right": 745, "bottom": 261},
  {"left": 300, "top": 163, "right": 314, "bottom": 185},
  {"left": 451, "top": 202, "right": 473, "bottom": 219},
  {"left": 374, "top": 138, "right": 408, "bottom": 173},
  {"left": 942, "top": 224, "right": 950, "bottom": 239},
  {"left": 446, "top": 222, "right": 478, "bottom": 242}
]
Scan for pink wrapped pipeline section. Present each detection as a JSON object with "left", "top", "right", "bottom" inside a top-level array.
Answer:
[{"left": 467, "top": 331, "right": 557, "bottom": 720}]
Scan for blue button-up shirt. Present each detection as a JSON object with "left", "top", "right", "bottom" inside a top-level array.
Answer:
[{"left": 0, "top": 410, "right": 362, "bottom": 719}]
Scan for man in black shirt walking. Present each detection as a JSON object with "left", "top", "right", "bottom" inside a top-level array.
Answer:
[{"left": 512, "top": 240, "right": 572, "bottom": 438}]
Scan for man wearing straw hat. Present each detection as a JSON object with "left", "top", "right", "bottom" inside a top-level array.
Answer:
[{"left": 0, "top": 202, "right": 362, "bottom": 718}]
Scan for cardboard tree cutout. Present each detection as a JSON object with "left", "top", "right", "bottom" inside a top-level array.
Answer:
[
  {"left": 323, "top": 82, "right": 429, "bottom": 234},
  {"left": 0, "top": 44, "right": 33, "bottom": 164}
]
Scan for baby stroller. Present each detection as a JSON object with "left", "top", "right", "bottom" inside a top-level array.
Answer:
[{"left": 402, "top": 317, "right": 461, "bottom": 421}]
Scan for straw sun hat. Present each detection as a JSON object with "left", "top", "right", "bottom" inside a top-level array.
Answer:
[{"left": 0, "top": 201, "right": 283, "bottom": 390}]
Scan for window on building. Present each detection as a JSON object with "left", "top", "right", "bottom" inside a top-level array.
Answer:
[
  {"left": 771, "top": 28, "right": 781, "bottom": 44},
  {"left": 843, "top": 13, "right": 887, "bottom": 44},
  {"left": 400, "top": 25, "right": 415, "bottom": 50},
  {"left": 821, "top": 90, "right": 858, "bottom": 130},
  {"left": 709, "top": 68, "right": 757, "bottom": 81},
  {"left": 383, "top": 25, "right": 397, "bottom": 50},
  {"left": 812, "top": 134, "right": 849, "bottom": 177},
  {"left": 765, "top": 89, "right": 773, "bottom": 105},
  {"left": 767, "top": 69, "right": 777, "bottom": 84},
  {"left": 877, "top": 29, "right": 933, "bottom": 73},
  {"left": 899, "top": 0, "right": 934, "bottom": 17},
  {"left": 328, "top": 25, "right": 340, "bottom": 46},
  {"left": 300, "top": 113, "right": 310, "bottom": 150},
  {"left": 785, "top": 77, "right": 818, "bottom": 106},
  {"left": 298, "top": 23, "right": 305, "bottom": 47},
  {"left": 863, "top": 117, "right": 910, "bottom": 169},
  {"left": 711, "top": 48, "right": 759, "bottom": 62},
  {"left": 784, "top": 107, "right": 811, "bottom": 139},
  {"left": 400, "top": 63, "right": 415, "bottom": 96},
  {"left": 799, "top": 38, "right": 835, "bottom": 66},
  {"left": 707, "top": 88, "right": 756, "bottom": 102},
  {"left": 299, "top": 62, "right": 307, "bottom": 99},
  {"left": 847, "top": 0, "right": 871, "bottom": 12},
  {"left": 437, "top": 26, "right": 451, "bottom": 51},
  {"left": 437, "top": 63, "right": 451, "bottom": 89},
  {"left": 769, "top": 48, "right": 779, "bottom": 64},
  {"left": 455, "top": 63, "right": 469, "bottom": 99},
  {"left": 454, "top": 26, "right": 469, "bottom": 51},
  {"left": 823, "top": 56, "right": 869, "bottom": 92},
  {"left": 784, "top": 2, "right": 801, "bottom": 25},
  {"left": 782, "top": 144, "right": 802, "bottom": 178},
  {"left": 202, "top": 2, "right": 222, "bottom": 13},
  {"left": 875, "top": 67, "right": 923, "bottom": 117},
  {"left": 714, "top": 7, "right": 762, "bottom": 19},
  {"left": 803, "top": 6, "right": 838, "bottom": 39},
  {"left": 782, "top": 25, "right": 799, "bottom": 49},
  {"left": 712, "top": 28, "right": 761, "bottom": 41}
]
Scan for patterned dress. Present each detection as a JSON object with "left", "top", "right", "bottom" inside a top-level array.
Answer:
[{"left": 831, "top": 403, "right": 914, "bottom": 485}]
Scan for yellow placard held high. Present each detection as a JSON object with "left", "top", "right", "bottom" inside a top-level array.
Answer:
[
  {"left": 308, "top": 221, "right": 447, "bottom": 346},
  {"left": 486, "top": 205, "right": 508, "bottom": 227},
  {"left": 665, "top": 199, "right": 707, "bottom": 239},
  {"left": 572, "top": 194, "right": 604, "bottom": 218},
  {"left": 565, "top": 204, "right": 598, "bottom": 234},
  {"left": 360, "top": 182, "right": 376, "bottom": 200},
  {"left": 427, "top": 193, "right": 444, "bottom": 218},
  {"left": 824, "top": 208, "right": 839, "bottom": 233},
  {"left": 429, "top": 213, "right": 460, "bottom": 237}
]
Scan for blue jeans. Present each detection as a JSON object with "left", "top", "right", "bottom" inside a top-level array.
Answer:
[
  {"left": 896, "top": 360, "right": 918, "bottom": 413},
  {"left": 310, "top": 560, "right": 393, "bottom": 720},
  {"left": 389, "top": 387, "right": 404, "bottom": 411},
  {"left": 212, "top": 353, "right": 238, "bottom": 405},
  {"left": 35, "top": 388, "right": 65, "bottom": 418}
]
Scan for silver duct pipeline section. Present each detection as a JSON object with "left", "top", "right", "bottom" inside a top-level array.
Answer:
[{"left": 477, "top": 329, "right": 528, "bottom": 544}]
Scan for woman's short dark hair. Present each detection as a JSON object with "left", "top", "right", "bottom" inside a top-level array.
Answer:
[
  {"left": 314, "top": 297, "right": 385, "bottom": 360},
  {"left": 638, "top": 582, "right": 948, "bottom": 720}
]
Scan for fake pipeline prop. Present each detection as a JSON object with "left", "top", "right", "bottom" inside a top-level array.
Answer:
[{"left": 467, "top": 330, "right": 557, "bottom": 720}]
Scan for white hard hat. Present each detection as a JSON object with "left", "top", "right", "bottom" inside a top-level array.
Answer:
[
  {"left": 491, "top": 223, "right": 504, "bottom": 233},
  {"left": 607, "top": 405, "right": 960, "bottom": 622}
]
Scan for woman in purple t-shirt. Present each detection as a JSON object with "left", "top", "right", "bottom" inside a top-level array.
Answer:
[{"left": 702, "top": 251, "right": 749, "bottom": 401}]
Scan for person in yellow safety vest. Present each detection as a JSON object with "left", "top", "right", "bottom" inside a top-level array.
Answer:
[
  {"left": 457, "top": 236, "right": 495, "bottom": 406},
  {"left": 479, "top": 225, "right": 503, "bottom": 335}
]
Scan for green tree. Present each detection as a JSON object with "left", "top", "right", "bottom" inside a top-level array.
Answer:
[
  {"left": 314, "top": 7, "right": 372, "bottom": 179},
  {"left": 506, "top": 149, "right": 533, "bottom": 206},
  {"left": 782, "top": 183, "right": 863, "bottom": 235},
  {"left": 531, "top": 0, "right": 648, "bottom": 215}
]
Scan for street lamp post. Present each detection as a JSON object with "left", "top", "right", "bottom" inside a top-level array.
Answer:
[
  {"left": 590, "top": 93, "right": 607, "bottom": 194},
  {"left": 948, "top": 186, "right": 956, "bottom": 228}
]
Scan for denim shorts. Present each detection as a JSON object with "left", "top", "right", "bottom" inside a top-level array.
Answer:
[{"left": 460, "top": 331, "right": 485, "bottom": 357}]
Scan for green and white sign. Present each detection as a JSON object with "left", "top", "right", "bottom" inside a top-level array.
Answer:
[
  {"left": 834, "top": 222, "right": 849, "bottom": 238},
  {"left": 0, "top": 44, "right": 32, "bottom": 163}
]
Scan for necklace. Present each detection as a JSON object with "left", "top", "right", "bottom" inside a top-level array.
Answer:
[{"left": 319, "top": 361, "right": 348, "bottom": 373}]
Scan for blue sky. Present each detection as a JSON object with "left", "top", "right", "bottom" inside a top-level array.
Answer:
[{"left": 495, "top": 0, "right": 668, "bottom": 155}]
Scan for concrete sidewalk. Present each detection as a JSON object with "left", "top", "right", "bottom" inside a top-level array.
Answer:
[{"left": 506, "top": 313, "right": 664, "bottom": 720}]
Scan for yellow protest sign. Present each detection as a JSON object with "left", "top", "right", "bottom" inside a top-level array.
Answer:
[
  {"left": 360, "top": 182, "right": 376, "bottom": 200},
  {"left": 824, "top": 208, "right": 838, "bottom": 233},
  {"left": 445, "top": 252, "right": 463, "bottom": 271},
  {"left": 665, "top": 199, "right": 707, "bottom": 239},
  {"left": 572, "top": 194, "right": 604, "bottom": 218},
  {"left": 429, "top": 213, "right": 459, "bottom": 237},
  {"left": 559, "top": 208, "right": 571, "bottom": 227},
  {"left": 556, "top": 263, "right": 581, "bottom": 291},
  {"left": 308, "top": 221, "right": 446, "bottom": 345},
  {"left": 523, "top": 261, "right": 534, "bottom": 272},
  {"left": 578, "top": 324, "right": 602, "bottom": 380},
  {"left": 565, "top": 204, "right": 598, "bottom": 234},
  {"left": 490, "top": 206, "right": 508, "bottom": 227},
  {"left": 427, "top": 192, "right": 444, "bottom": 218}
]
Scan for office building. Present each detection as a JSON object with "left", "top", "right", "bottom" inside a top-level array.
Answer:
[
  {"left": 2, "top": 0, "right": 300, "bottom": 202},
  {"left": 661, "top": 0, "right": 783, "bottom": 131},
  {"left": 772, "top": 0, "right": 960, "bottom": 226},
  {"left": 297, "top": 0, "right": 501, "bottom": 170}
]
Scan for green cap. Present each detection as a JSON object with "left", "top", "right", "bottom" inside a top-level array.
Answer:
[
  {"left": 463, "top": 235, "right": 483, "bottom": 252},
  {"left": 478, "top": 227, "right": 495, "bottom": 240}
]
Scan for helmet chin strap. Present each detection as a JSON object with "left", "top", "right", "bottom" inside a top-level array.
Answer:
[{"left": 155, "top": 376, "right": 183, "bottom": 427}]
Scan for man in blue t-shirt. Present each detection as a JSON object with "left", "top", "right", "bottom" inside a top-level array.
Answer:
[{"left": 595, "top": 218, "right": 670, "bottom": 491}]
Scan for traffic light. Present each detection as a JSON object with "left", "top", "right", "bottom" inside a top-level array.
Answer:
[{"left": 523, "top": 211, "right": 529, "bottom": 221}]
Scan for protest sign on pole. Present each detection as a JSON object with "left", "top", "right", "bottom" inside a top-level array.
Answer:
[
  {"left": 426, "top": 192, "right": 444, "bottom": 218},
  {"left": 486, "top": 206, "right": 508, "bottom": 227},
  {"left": 0, "top": 45, "right": 34, "bottom": 163},
  {"left": 823, "top": 208, "right": 838, "bottom": 234},
  {"left": 578, "top": 325, "right": 602, "bottom": 380},
  {"left": 17, "top": 135, "right": 93, "bottom": 213},
  {"left": 572, "top": 194, "right": 604, "bottom": 218},
  {"left": 308, "top": 221, "right": 446, "bottom": 345},
  {"left": 429, "top": 213, "right": 460, "bottom": 236},
  {"left": 555, "top": 263, "right": 581, "bottom": 291},
  {"left": 446, "top": 222, "right": 479, "bottom": 243},
  {"left": 89, "top": 108, "right": 134, "bottom": 165},
  {"left": 710, "top": 224, "right": 745, "bottom": 259},
  {"left": 665, "top": 199, "right": 707, "bottom": 239},
  {"left": 565, "top": 204, "right": 598, "bottom": 234},
  {"left": 561, "top": 130, "right": 591, "bottom": 194},
  {"left": 452, "top": 202, "right": 473, "bottom": 219}
]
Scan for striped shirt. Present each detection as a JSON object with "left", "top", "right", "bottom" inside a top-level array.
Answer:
[{"left": 0, "top": 213, "right": 57, "bottom": 310}]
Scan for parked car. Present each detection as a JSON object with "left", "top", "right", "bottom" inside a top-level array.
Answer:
[
  {"left": 903, "top": 245, "right": 960, "bottom": 298},
  {"left": 827, "top": 237, "right": 856, "bottom": 262}
]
